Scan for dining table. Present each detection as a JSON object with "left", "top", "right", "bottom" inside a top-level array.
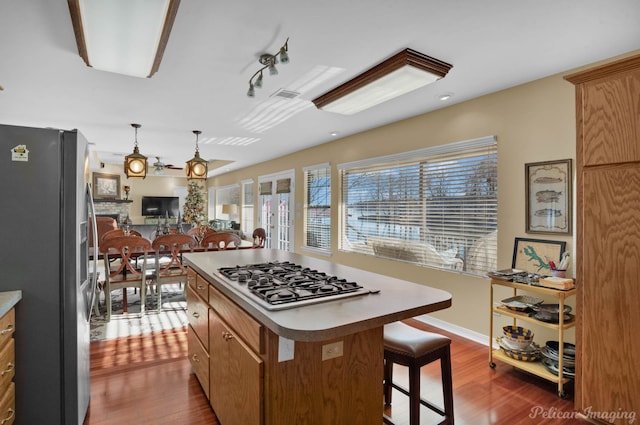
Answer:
[{"left": 93, "top": 235, "right": 257, "bottom": 314}]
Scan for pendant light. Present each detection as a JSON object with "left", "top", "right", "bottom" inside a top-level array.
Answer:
[
  {"left": 124, "top": 123, "right": 148, "bottom": 178},
  {"left": 185, "top": 130, "right": 208, "bottom": 179}
]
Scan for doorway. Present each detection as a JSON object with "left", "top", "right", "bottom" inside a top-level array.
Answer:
[{"left": 258, "top": 171, "right": 294, "bottom": 251}]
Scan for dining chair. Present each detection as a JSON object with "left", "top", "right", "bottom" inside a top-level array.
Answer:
[
  {"left": 150, "top": 234, "right": 197, "bottom": 310},
  {"left": 252, "top": 227, "right": 266, "bottom": 248},
  {"left": 101, "top": 228, "right": 142, "bottom": 242},
  {"left": 99, "top": 235, "right": 153, "bottom": 322},
  {"left": 187, "top": 226, "right": 216, "bottom": 243},
  {"left": 201, "top": 232, "right": 242, "bottom": 250}
]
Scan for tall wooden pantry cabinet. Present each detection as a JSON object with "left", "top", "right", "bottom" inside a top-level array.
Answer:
[{"left": 565, "top": 54, "right": 640, "bottom": 424}]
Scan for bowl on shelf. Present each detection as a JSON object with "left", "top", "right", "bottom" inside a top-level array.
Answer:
[
  {"left": 502, "top": 326, "right": 534, "bottom": 350},
  {"left": 496, "top": 337, "right": 541, "bottom": 361}
]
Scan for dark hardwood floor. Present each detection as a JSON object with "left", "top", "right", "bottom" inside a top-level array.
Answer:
[
  {"left": 84, "top": 328, "right": 219, "bottom": 425},
  {"left": 84, "top": 321, "right": 588, "bottom": 425}
]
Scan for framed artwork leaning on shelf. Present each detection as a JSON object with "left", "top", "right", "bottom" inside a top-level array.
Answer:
[
  {"left": 512, "top": 237, "right": 566, "bottom": 275},
  {"left": 525, "top": 159, "right": 572, "bottom": 235}
]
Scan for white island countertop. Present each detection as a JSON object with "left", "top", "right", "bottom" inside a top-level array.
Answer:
[
  {"left": 0, "top": 290, "right": 22, "bottom": 318},
  {"left": 184, "top": 249, "right": 452, "bottom": 342}
]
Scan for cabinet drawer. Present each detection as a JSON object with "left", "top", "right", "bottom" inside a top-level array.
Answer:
[
  {"left": 0, "top": 310, "right": 15, "bottom": 348},
  {"left": 188, "top": 325, "right": 210, "bottom": 400},
  {"left": 187, "top": 286, "right": 209, "bottom": 348},
  {"left": 0, "top": 339, "right": 14, "bottom": 395},
  {"left": 188, "top": 268, "right": 209, "bottom": 299},
  {"left": 0, "top": 382, "right": 15, "bottom": 425},
  {"left": 208, "top": 284, "right": 262, "bottom": 354}
]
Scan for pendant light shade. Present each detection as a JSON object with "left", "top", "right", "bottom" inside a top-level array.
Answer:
[
  {"left": 185, "top": 130, "right": 208, "bottom": 179},
  {"left": 124, "top": 123, "right": 147, "bottom": 178}
]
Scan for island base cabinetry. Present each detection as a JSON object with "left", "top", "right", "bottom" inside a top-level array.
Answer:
[
  {"left": 262, "top": 326, "right": 383, "bottom": 425},
  {"left": 209, "top": 308, "right": 263, "bottom": 425},
  {"left": 188, "top": 267, "right": 384, "bottom": 425}
]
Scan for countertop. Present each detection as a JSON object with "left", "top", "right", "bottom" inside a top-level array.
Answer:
[
  {"left": 0, "top": 290, "right": 22, "bottom": 318},
  {"left": 184, "top": 249, "right": 452, "bottom": 341}
]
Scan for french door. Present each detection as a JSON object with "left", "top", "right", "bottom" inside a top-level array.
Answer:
[{"left": 258, "top": 171, "right": 294, "bottom": 251}]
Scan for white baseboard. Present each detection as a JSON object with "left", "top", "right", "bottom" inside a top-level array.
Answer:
[{"left": 413, "top": 314, "right": 494, "bottom": 348}]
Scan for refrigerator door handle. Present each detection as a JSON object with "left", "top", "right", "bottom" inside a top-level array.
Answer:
[{"left": 86, "top": 183, "right": 99, "bottom": 322}]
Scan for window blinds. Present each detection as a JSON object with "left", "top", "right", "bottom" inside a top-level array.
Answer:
[
  {"left": 304, "top": 164, "right": 331, "bottom": 250},
  {"left": 339, "top": 136, "right": 497, "bottom": 276}
]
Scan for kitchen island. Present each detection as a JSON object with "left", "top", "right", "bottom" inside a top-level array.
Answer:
[{"left": 184, "top": 249, "right": 452, "bottom": 425}]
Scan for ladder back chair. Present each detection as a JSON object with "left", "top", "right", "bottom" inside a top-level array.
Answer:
[
  {"left": 150, "top": 234, "right": 197, "bottom": 310},
  {"left": 99, "top": 235, "right": 153, "bottom": 322}
]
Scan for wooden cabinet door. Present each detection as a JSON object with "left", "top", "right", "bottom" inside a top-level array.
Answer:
[
  {"left": 581, "top": 68, "right": 640, "bottom": 166},
  {"left": 209, "top": 310, "right": 263, "bottom": 425},
  {"left": 579, "top": 166, "right": 640, "bottom": 415}
]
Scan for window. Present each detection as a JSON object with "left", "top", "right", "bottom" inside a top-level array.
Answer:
[
  {"left": 304, "top": 164, "right": 331, "bottom": 251},
  {"left": 241, "top": 179, "right": 254, "bottom": 233},
  {"left": 214, "top": 184, "right": 240, "bottom": 225},
  {"left": 339, "top": 136, "right": 497, "bottom": 276}
]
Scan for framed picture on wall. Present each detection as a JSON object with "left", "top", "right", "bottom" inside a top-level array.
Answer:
[
  {"left": 92, "top": 172, "right": 120, "bottom": 200},
  {"left": 512, "top": 237, "right": 566, "bottom": 274},
  {"left": 525, "top": 159, "right": 572, "bottom": 235}
]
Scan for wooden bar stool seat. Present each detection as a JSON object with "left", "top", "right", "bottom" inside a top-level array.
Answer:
[{"left": 383, "top": 321, "right": 454, "bottom": 425}]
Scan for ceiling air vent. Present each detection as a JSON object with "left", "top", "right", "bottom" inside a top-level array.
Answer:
[{"left": 271, "top": 89, "right": 300, "bottom": 99}]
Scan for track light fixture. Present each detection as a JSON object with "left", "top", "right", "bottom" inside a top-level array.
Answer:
[
  {"left": 185, "top": 130, "right": 208, "bottom": 179},
  {"left": 247, "top": 38, "right": 290, "bottom": 97},
  {"left": 124, "top": 123, "right": 147, "bottom": 178}
]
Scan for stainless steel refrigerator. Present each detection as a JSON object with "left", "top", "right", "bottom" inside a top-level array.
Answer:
[{"left": 0, "top": 123, "right": 98, "bottom": 425}]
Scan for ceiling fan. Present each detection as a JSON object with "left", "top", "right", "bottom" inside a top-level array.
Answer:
[{"left": 152, "top": 157, "right": 183, "bottom": 175}]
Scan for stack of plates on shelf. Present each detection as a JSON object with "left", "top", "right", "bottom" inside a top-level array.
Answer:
[
  {"left": 496, "top": 337, "right": 541, "bottom": 361},
  {"left": 541, "top": 341, "right": 576, "bottom": 378},
  {"left": 501, "top": 295, "right": 544, "bottom": 312},
  {"left": 531, "top": 304, "right": 574, "bottom": 323}
]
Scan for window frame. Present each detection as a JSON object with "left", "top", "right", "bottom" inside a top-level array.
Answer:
[
  {"left": 338, "top": 136, "right": 497, "bottom": 276},
  {"left": 303, "top": 163, "right": 332, "bottom": 254}
]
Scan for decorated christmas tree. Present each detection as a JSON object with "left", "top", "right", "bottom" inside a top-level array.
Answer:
[{"left": 182, "top": 180, "right": 207, "bottom": 225}]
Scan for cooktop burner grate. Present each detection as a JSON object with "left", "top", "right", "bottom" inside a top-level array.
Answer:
[{"left": 217, "top": 261, "right": 369, "bottom": 308}]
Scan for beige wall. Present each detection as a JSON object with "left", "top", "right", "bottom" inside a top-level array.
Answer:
[
  {"left": 204, "top": 70, "right": 580, "bottom": 342},
  {"left": 95, "top": 163, "right": 191, "bottom": 224}
]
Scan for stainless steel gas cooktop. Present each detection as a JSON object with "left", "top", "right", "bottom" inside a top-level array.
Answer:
[{"left": 216, "top": 261, "right": 373, "bottom": 310}]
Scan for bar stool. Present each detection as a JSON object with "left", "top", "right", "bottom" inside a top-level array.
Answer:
[{"left": 383, "top": 321, "right": 454, "bottom": 425}]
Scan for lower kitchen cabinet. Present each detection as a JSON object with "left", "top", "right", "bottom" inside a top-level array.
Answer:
[
  {"left": 209, "top": 309, "right": 263, "bottom": 425},
  {"left": 187, "top": 266, "right": 383, "bottom": 425},
  {"left": 0, "top": 307, "right": 16, "bottom": 425}
]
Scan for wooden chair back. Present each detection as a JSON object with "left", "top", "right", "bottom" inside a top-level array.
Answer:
[
  {"left": 252, "top": 227, "right": 266, "bottom": 248},
  {"left": 102, "top": 228, "right": 142, "bottom": 242},
  {"left": 187, "top": 226, "right": 216, "bottom": 243},
  {"left": 100, "top": 235, "right": 152, "bottom": 279},
  {"left": 201, "top": 232, "right": 242, "bottom": 250},
  {"left": 99, "top": 235, "right": 153, "bottom": 321},
  {"left": 151, "top": 234, "right": 197, "bottom": 276}
]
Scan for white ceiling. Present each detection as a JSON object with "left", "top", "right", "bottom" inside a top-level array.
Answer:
[{"left": 1, "top": 1, "right": 639, "bottom": 176}]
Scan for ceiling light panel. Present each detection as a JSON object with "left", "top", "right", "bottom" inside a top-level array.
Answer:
[
  {"left": 313, "top": 49, "right": 452, "bottom": 115},
  {"left": 70, "top": 0, "right": 179, "bottom": 78}
]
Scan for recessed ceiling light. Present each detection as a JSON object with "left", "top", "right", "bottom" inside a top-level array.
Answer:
[
  {"left": 330, "top": 131, "right": 339, "bottom": 137},
  {"left": 439, "top": 93, "right": 453, "bottom": 101}
]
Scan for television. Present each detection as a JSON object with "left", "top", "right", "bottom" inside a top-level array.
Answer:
[{"left": 142, "top": 196, "right": 180, "bottom": 217}]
